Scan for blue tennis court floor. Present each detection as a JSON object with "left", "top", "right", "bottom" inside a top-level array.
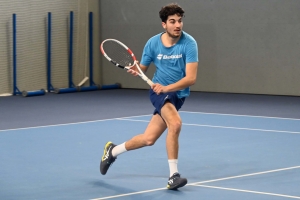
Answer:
[{"left": 1, "top": 111, "right": 300, "bottom": 200}]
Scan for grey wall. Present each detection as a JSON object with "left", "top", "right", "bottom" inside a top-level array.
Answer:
[{"left": 100, "top": 0, "right": 300, "bottom": 96}]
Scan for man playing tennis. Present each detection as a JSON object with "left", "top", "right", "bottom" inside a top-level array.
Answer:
[{"left": 100, "top": 3, "right": 198, "bottom": 190}]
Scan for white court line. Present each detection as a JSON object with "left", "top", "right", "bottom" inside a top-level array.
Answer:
[
  {"left": 90, "top": 188, "right": 166, "bottom": 200},
  {"left": 1, "top": 111, "right": 299, "bottom": 132},
  {"left": 0, "top": 114, "right": 152, "bottom": 132},
  {"left": 117, "top": 118, "right": 300, "bottom": 134},
  {"left": 90, "top": 166, "right": 300, "bottom": 200},
  {"left": 180, "top": 111, "right": 300, "bottom": 121},
  {"left": 194, "top": 185, "right": 300, "bottom": 199},
  {"left": 188, "top": 166, "right": 300, "bottom": 185},
  {"left": 182, "top": 123, "right": 300, "bottom": 134}
]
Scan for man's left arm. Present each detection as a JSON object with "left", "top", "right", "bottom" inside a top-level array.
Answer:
[{"left": 152, "top": 62, "right": 198, "bottom": 94}]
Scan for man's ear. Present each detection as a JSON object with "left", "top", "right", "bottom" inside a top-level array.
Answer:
[{"left": 162, "top": 22, "right": 166, "bottom": 29}]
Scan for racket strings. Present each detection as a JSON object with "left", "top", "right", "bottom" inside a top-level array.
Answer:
[{"left": 103, "top": 41, "right": 134, "bottom": 67}]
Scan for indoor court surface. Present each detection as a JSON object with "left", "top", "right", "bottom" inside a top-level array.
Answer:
[{"left": 1, "top": 89, "right": 300, "bottom": 200}]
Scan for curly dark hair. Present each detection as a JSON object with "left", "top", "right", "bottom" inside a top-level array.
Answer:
[{"left": 159, "top": 3, "right": 185, "bottom": 23}]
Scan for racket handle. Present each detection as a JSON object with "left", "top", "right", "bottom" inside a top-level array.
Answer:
[
  {"left": 138, "top": 74, "right": 153, "bottom": 87},
  {"left": 146, "top": 79, "right": 154, "bottom": 87}
]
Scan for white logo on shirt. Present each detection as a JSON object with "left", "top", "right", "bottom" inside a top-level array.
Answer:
[
  {"left": 157, "top": 54, "right": 182, "bottom": 60},
  {"left": 157, "top": 54, "right": 163, "bottom": 60}
]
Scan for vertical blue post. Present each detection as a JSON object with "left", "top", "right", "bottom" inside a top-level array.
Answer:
[
  {"left": 89, "top": 12, "right": 94, "bottom": 86},
  {"left": 13, "top": 14, "right": 21, "bottom": 95},
  {"left": 52, "top": 11, "right": 78, "bottom": 94},
  {"left": 79, "top": 11, "right": 119, "bottom": 91},
  {"left": 76, "top": 11, "right": 99, "bottom": 92},
  {"left": 47, "top": 12, "right": 54, "bottom": 92},
  {"left": 69, "top": 11, "right": 74, "bottom": 88},
  {"left": 13, "top": 14, "right": 17, "bottom": 95},
  {"left": 11, "top": 14, "right": 45, "bottom": 97}
]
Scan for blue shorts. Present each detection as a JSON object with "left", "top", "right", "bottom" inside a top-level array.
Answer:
[{"left": 149, "top": 89, "right": 185, "bottom": 115}]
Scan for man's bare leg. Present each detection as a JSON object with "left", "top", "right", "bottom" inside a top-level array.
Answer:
[
  {"left": 160, "top": 102, "right": 182, "bottom": 160},
  {"left": 125, "top": 114, "right": 167, "bottom": 150}
]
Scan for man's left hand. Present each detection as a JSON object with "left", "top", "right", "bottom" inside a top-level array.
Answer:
[{"left": 152, "top": 83, "right": 168, "bottom": 95}]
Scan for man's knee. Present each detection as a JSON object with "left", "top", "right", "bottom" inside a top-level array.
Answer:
[
  {"left": 144, "top": 137, "right": 157, "bottom": 146},
  {"left": 168, "top": 119, "right": 182, "bottom": 134}
]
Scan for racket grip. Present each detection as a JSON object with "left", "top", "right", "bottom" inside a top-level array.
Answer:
[
  {"left": 138, "top": 74, "right": 153, "bottom": 87},
  {"left": 146, "top": 79, "right": 154, "bottom": 87}
]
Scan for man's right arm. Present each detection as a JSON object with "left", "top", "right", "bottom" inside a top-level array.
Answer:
[{"left": 126, "top": 62, "right": 148, "bottom": 76}]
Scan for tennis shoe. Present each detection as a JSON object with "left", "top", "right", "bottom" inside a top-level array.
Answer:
[
  {"left": 100, "top": 141, "right": 116, "bottom": 175},
  {"left": 167, "top": 172, "right": 187, "bottom": 190}
]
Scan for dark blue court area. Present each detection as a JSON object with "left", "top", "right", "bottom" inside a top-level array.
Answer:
[{"left": 1, "top": 89, "right": 300, "bottom": 200}]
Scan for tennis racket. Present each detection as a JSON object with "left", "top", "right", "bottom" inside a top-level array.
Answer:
[{"left": 100, "top": 39, "right": 153, "bottom": 86}]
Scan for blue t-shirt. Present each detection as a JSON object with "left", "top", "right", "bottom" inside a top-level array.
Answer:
[{"left": 140, "top": 31, "right": 198, "bottom": 98}]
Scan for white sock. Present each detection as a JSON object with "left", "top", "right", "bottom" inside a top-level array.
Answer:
[
  {"left": 168, "top": 159, "right": 178, "bottom": 177},
  {"left": 112, "top": 142, "right": 127, "bottom": 157}
]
